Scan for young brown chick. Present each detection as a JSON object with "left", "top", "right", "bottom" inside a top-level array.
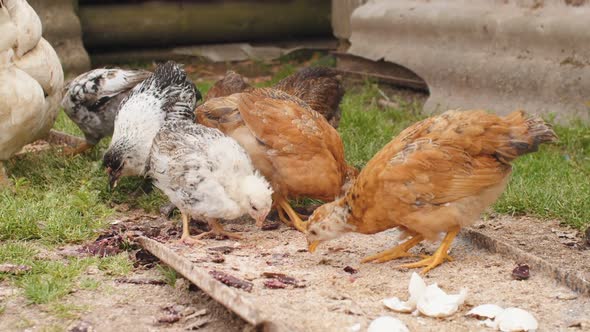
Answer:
[
  {"left": 196, "top": 87, "right": 356, "bottom": 232},
  {"left": 273, "top": 67, "right": 344, "bottom": 128},
  {"left": 204, "top": 70, "right": 252, "bottom": 101},
  {"left": 305, "top": 110, "right": 557, "bottom": 274},
  {"left": 203, "top": 67, "right": 344, "bottom": 128}
]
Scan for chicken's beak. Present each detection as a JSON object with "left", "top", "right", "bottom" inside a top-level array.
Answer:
[
  {"left": 254, "top": 208, "right": 270, "bottom": 227},
  {"left": 308, "top": 240, "right": 320, "bottom": 253},
  {"left": 108, "top": 172, "right": 120, "bottom": 190}
]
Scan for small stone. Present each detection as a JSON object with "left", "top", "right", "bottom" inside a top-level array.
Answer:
[{"left": 67, "top": 320, "right": 93, "bottom": 332}]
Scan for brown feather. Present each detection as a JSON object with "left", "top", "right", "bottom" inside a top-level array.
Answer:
[{"left": 336, "top": 109, "right": 556, "bottom": 241}]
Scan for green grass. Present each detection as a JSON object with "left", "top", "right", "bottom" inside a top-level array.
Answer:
[
  {"left": 339, "top": 83, "right": 425, "bottom": 169},
  {"left": 0, "top": 242, "right": 133, "bottom": 305},
  {"left": 494, "top": 121, "right": 590, "bottom": 228},
  {"left": 157, "top": 264, "right": 178, "bottom": 287}
]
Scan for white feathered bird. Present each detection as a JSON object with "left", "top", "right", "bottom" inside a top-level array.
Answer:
[
  {"left": 61, "top": 68, "right": 151, "bottom": 155},
  {"left": 103, "top": 61, "right": 272, "bottom": 243},
  {"left": 0, "top": 0, "right": 63, "bottom": 185}
]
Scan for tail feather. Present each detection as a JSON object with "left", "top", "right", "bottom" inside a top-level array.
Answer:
[
  {"left": 496, "top": 110, "right": 557, "bottom": 163},
  {"left": 134, "top": 61, "right": 201, "bottom": 121}
]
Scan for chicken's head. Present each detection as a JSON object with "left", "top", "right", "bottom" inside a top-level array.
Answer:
[
  {"left": 306, "top": 199, "right": 354, "bottom": 253},
  {"left": 103, "top": 138, "right": 144, "bottom": 189},
  {"left": 240, "top": 173, "right": 273, "bottom": 226}
]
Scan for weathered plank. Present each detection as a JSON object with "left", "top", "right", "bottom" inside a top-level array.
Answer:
[{"left": 137, "top": 236, "right": 287, "bottom": 331}]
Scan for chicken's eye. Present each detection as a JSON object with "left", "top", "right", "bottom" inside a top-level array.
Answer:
[{"left": 251, "top": 205, "right": 258, "bottom": 211}]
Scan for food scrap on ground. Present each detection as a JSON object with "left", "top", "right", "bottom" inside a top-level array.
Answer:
[
  {"left": 208, "top": 270, "right": 253, "bottom": 292},
  {"left": 511, "top": 264, "right": 531, "bottom": 280}
]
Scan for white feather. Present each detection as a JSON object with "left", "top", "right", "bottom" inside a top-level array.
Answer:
[{"left": 3, "top": 0, "right": 41, "bottom": 57}]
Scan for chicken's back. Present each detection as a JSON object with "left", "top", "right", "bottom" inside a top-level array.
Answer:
[
  {"left": 149, "top": 120, "right": 247, "bottom": 220},
  {"left": 345, "top": 110, "right": 556, "bottom": 238},
  {"left": 61, "top": 68, "right": 151, "bottom": 144}
]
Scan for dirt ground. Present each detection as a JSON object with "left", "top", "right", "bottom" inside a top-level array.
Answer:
[
  {"left": 0, "top": 214, "right": 249, "bottom": 332},
  {"left": 1, "top": 210, "right": 588, "bottom": 331},
  {"left": 151, "top": 214, "right": 590, "bottom": 332}
]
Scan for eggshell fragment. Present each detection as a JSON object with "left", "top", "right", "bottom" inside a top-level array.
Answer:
[
  {"left": 367, "top": 316, "right": 410, "bottom": 332},
  {"left": 383, "top": 297, "right": 414, "bottom": 313},
  {"left": 495, "top": 307, "right": 538, "bottom": 332},
  {"left": 466, "top": 304, "right": 505, "bottom": 320},
  {"left": 416, "top": 283, "right": 468, "bottom": 318},
  {"left": 407, "top": 272, "right": 426, "bottom": 306},
  {"left": 348, "top": 323, "right": 361, "bottom": 332}
]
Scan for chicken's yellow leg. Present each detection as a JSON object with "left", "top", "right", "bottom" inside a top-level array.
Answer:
[
  {"left": 63, "top": 142, "right": 94, "bottom": 156},
  {"left": 278, "top": 198, "right": 307, "bottom": 232},
  {"left": 194, "top": 218, "right": 242, "bottom": 240},
  {"left": 361, "top": 235, "right": 424, "bottom": 263},
  {"left": 397, "top": 227, "right": 460, "bottom": 275},
  {"left": 178, "top": 213, "right": 204, "bottom": 246}
]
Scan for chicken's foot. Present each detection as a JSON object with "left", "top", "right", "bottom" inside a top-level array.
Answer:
[
  {"left": 361, "top": 235, "right": 424, "bottom": 263},
  {"left": 194, "top": 218, "right": 242, "bottom": 240},
  {"left": 278, "top": 198, "right": 307, "bottom": 232},
  {"left": 63, "top": 142, "right": 94, "bottom": 156},
  {"left": 397, "top": 227, "right": 460, "bottom": 274},
  {"left": 177, "top": 213, "right": 205, "bottom": 246}
]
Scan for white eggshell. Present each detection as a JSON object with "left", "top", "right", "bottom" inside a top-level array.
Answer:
[
  {"left": 495, "top": 307, "right": 538, "bottom": 332},
  {"left": 466, "top": 304, "right": 505, "bottom": 320},
  {"left": 4, "top": 0, "right": 42, "bottom": 57},
  {"left": 0, "top": 5, "right": 17, "bottom": 52},
  {"left": 348, "top": 323, "right": 361, "bottom": 332},
  {"left": 416, "top": 283, "right": 468, "bottom": 318},
  {"left": 383, "top": 297, "right": 414, "bottom": 313},
  {"left": 14, "top": 37, "right": 64, "bottom": 96},
  {"left": 407, "top": 272, "right": 427, "bottom": 306},
  {"left": 367, "top": 316, "right": 410, "bottom": 332}
]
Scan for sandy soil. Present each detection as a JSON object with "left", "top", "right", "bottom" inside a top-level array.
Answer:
[
  {"left": 1, "top": 213, "right": 588, "bottom": 331},
  {"left": 160, "top": 215, "right": 590, "bottom": 332},
  {"left": 0, "top": 214, "right": 248, "bottom": 332}
]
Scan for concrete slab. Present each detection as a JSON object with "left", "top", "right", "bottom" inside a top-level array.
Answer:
[{"left": 347, "top": 0, "right": 590, "bottom": 123}]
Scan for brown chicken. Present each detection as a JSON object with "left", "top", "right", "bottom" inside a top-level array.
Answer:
[
  {"left": 273, "top": 67, "right": 344, "bottom": 128},
  {"left": 305, "top": 110, "right": 557, "bottom": 274},
  {"left": 204, "top": 70, "right": 252, "bottom": 101},
  {"left": 196, "top": 83, "right": 356, "bottom": 232},
  {"left": 203, "top": 67, "right": 345, "bottom": 128}
]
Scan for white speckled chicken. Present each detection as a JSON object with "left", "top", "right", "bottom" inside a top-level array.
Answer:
[
  {"left": 61, "top": 68, "right": 151, "bottom": 155},
  {"left": 0, "top": 0, "right": 63, "bottom": 185},
  {"left": 149, "top": 115, "right": 273, "bottom": 243},
  {"left": 104, "top": 61, "right": 271, "bottom": 244},
  {"left": 103, "top": 62, "right": 201, "bottom": 185}
]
